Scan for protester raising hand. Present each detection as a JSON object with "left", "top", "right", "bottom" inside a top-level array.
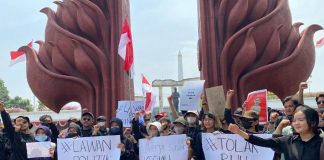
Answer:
[{"left": 92, "top": 124, "right": 100, "bottom": 136}]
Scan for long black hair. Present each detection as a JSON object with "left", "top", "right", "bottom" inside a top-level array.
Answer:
[{"left": 294, "top": 105, "right": 320, "bottom": 135}]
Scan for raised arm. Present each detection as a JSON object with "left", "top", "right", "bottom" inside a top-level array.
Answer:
[
  {"left": 298, "top": 82, "right": 307, "bottom": 105},
  {"left": 224, "top": 90, "right": 236, "bottom": 124},
  {"left": 0, "top": 101, "right": 15, "bottom": 142},
  {"left": 228, "top": 123, "right": 282, "bottom": 151}
]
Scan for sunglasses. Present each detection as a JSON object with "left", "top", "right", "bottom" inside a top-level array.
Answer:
[
  {"left": 317, "top": 101, "right": 324, "bottom": 105},
  {"left": 83, "top": 118, "right": 92, "bottom": 121}
]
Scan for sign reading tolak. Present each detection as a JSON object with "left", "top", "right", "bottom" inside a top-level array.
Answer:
[
  {"left": 139, "top": 134, "right": 188, "bottom": 160},
  {"left": 180, "top": 80, "right": 205, "bottom": 111},
  {"left": 57, "top": 136, "right": 121, "bottom": 160},
  {"left": 202, "top": 133, "right": 274, "bottom": 160}
]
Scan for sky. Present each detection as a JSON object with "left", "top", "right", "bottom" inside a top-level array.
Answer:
[{"left": 0, "top": 0, "right": 323, "bottom": 107}]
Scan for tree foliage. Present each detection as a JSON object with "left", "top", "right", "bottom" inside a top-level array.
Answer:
[{"left": 0, "top": 79, "right": 31, "bottom": 111}]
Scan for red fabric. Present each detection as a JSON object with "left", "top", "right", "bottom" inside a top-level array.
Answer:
[
  {"left": 121, "top": 20, "right": 134, "bottom": 71},
  {"left": 10, "top": 51, "right": 25, "bottom": 60}
]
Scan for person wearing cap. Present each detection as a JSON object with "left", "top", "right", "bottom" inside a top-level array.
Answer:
[
  {"left": 159, "top": 117, "right": 172, "bottom": 136},
  {"left": 184, "top": 110, "right": 201, "bottom": 140},
  {"left": 239, "top": 110, "right": 260, "bottom": 134},
  {"left": 96, "top": 115, "right": 109, "bottom": 136},
  {"left": 154, "top": 112, "right": 167, "bottom": 121},
  {"left": 172, "top": 117, "right": 187, "bottom": 135},
  {"left": 80, "top": 111, "right": 100, "bottom": 137}
]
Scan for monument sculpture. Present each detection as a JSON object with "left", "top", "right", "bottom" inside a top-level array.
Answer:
[
  {"left": 198, "top": 0, "right": 322, "bottom": 107},
  {"left": 18, "top": 0, "right": 133, "bottom": 121}
]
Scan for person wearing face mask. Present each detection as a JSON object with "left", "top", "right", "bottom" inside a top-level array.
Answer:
[
  {"left": 64, "top": 122, "right": 81, "bottom": 138},
  {"left": 108, "top": 118, "right": 135, "bottom": 160},
  {"left": 239, "top": 110, "right": 261, "bottom": 134},
  {"left": 96, "top": 116, "right": 109, "bottom": 136},
  {"left": 39, "top": 115, "right": 59, "bottom": 143},
  {"left": 229, "top": 106, "right": 324, "bottom": 160},
  {"left": 184, "top": 111, "right": 201, "bottom": 140},
  {"left": 31, "top": 125, "right": 56, "bottom": 160}
]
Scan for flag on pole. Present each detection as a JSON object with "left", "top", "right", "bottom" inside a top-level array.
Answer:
[
  {"left": 316, "top": 37, "right": 324, "bottom": 48},
  {"left": 9, "top": 41, "right": 33, "bottom": 67},
  {"left": 141, "top": 74, "right": 155, "bottom": 112},
  {"left": 142, "top": 74, "right": 152, "bottom": 94},
  {"left": 118, "top": 19, "right": 134, "bottom": 78}
]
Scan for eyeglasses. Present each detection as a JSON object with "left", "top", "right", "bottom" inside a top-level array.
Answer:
[
  {"left": 83, "top": 118, "right": 92, "bottom": 121},
  {"left": 317, "top": 101, "right": 324, "bottom": 105}
]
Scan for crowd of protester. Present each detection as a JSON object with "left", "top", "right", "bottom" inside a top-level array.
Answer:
[{"left": 0, "top": 82, "right": 323, "bottom": 160}]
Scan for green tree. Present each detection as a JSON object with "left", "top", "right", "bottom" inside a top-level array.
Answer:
[
  {"left": 6, "top": 96, "right": 31, "bottom": 109},
  {"left": 25, "top": 105, "right": 34, "bottom": 112},
  {"left": 37, "top": 100, "right": 47, "bottom": 111},
  {"left": 0, "top": 79, "right": 10, "bottom": 102}
]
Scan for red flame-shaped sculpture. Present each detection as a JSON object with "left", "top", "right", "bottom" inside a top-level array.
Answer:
[
  {"left": 18, "top": 0, "right": 133, "bottom": 121},
  {"left": 198, "top": 0, "right": 322, "bottom": 107}
]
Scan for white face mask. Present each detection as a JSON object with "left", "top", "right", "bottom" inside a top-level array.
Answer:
[
  {"left": 98, "top": 122, "right": 106, "bottom": 127},
  {"left": 187, "top": 117, "right": 197, "bottom": 125},
  {"left": 174, "top": 126, "right": 185, "bottom": 134}
]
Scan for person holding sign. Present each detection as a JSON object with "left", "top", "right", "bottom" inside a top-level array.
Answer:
[
  {"left": 108, "top": 118, "right": 136, "bottom": 160},
  {"left": 228, "top": 106, "right": 324, "bottom": 160},
  {"left": 0, "top": 101, "right": 55, "bottom": 160},
  {"left": 192, "top": 113, "right": 222, "bottom": 160}
]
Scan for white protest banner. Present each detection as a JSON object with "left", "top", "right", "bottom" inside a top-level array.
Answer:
[
  {"left": 57, "top": 135, "right": 121, "bottom": 160},
  {"left": 116, "top": 100, "right": 144, "bottom": 127},
  {"left": 26, "top": 142, "right": 51, "bottom": 158},
  {"left": 180, "top": 80, "right": 205, "bottom": 111},
  {"left": 202, "top": 133, "right": 274, "bottom": 160},
  {"left": 139, "top": 134, "right": 188, "bottom": 160}
]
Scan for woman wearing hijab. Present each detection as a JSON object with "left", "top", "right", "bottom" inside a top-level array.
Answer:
[{"left": 108, "top": 118, "right": 135, "bottom": 160}]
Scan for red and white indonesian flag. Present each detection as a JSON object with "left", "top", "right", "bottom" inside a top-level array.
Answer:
[
  {"left": 9, "top": 41, "right": 33, "bottom": 67},
  {"left": 118, "top": 19, "right": 134, "bottom": 78},
  {"left": 141, "top": 74, "right": 155, "bottom": 112},
  {"left": 316, "top": 37, "right": 324, "bottom": 48}
]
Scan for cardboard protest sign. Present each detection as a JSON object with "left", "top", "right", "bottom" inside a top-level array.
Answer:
[
  {"left": 202, "top": 133, "right": 274, "bottom": 160},
  {"left": 180, "top": 80, "right": 205, "bottom": 111},
  {"left": 57, "top": 135, "right": 121, "bottom": 160},
  {"left": 116, "top": 101, "right": 144, "bottom": 127},
  {"left": 139, "top": 134, "right": 188, "bottom": 160},
  {"left": 206, "top": 86, "right": 225, "bottom": 118},
  {"left": 245, "top": 89, "right": 268, "bottom": 124},
  {"left": 26, "top": 142, "right": 51, "bottom": 158}
]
